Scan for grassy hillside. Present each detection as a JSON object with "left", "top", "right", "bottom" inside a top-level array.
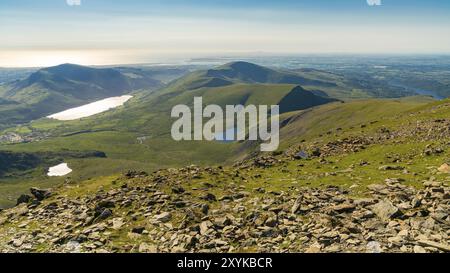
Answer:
[{"left": 0, "top": 64, "right": 163, "bottom": 129}]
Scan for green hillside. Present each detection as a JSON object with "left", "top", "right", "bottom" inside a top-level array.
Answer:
[{"left": 0, "top": 64, "right": 163, "bottom": 129}]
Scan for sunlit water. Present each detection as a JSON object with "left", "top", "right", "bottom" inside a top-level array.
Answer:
[
  {"left": 47, "top": 95, "right": 133, "bottom": 121},
  {"left": 47, "top": 163, "right": 72, "bottom": 177}
]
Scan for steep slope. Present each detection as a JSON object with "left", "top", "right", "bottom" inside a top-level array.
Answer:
[{"left": 0, "top": 64, "right": 162, "bottom": 129}]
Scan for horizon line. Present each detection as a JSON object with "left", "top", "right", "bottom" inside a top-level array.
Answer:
[{"left": 2, "top": 52, "right": 450, "bottom": 69}]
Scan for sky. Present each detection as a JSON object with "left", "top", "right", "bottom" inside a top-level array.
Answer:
[{"left": 1, "top": 0, "right": 450, "bottom": 67}]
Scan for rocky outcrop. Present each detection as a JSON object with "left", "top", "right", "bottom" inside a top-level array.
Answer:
[{"left": 0, "top": 166, "right": 447, "bottom": 253}]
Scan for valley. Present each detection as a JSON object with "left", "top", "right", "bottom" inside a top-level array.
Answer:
[
  {"left": 0, "top": 58, "right": 448, "bottom": 253},
  {"left": 0, "top": 59, "right": 448, "bottom": 208}
]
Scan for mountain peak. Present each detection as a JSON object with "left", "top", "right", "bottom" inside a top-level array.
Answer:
[
  {"left": 49, "top": 63, "right": 83, "bottom": 68},
  {"left": 41, "top": 63, "right": 96, "bottom": 74},
  {"left": 204, "top": 61, "right": 273, "bottom": 83},
  {"left": 221, "top": 61, "right": 267, "bottom": 71}
]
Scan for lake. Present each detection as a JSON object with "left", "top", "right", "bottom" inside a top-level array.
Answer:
[
  {"left": 47, "top": 95, "right": 133, "bottom": 121},
  {"left": 48, "top": 163, "right": 72, "bottom": 177}
]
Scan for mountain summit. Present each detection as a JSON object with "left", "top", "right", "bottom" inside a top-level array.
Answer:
[{"left": 203, "top": 61, "right": 337, "bottom": 87}]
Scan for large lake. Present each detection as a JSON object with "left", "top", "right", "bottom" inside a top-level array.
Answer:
[{"left": 47, "top": 95, "right": 133, "bottom": 121}]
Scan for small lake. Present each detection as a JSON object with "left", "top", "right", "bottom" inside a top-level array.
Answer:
[
  {"left": 47, "top": 95, "right": 133, "bottom": 121},
  {"left": 47, "top": 163, "right": 72, "bottom": 177}
]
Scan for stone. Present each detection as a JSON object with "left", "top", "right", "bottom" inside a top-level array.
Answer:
[
  {"left": 200, "top": 221, "right": 213, "bottom": 235},
  {"left": 413, "top": 245, "right": 427, "bottom": 253},
  {"left": 214, "top": 217, "right": 231, "bottom": 227},
  {"left": 30, "top": 187, "right": 52, "bottom": 201},
  {"left": 437, "top": 163, "right": 450, "bottom": 174},
  {"left": 12, "top": 236, "right": 25, "bottom": 248},
  {"left": 388, "top": 236, "right": 403, "bottom": 244},
  {"left": 154, "top": 212, "right": 172, "bottom": 223},
  {"left": 131, "top": 227, "right": 146, "bottom": 234},
  {"left": 366, "top": 241, "right": 382, "bottom": 253},
  {"left": 305, "top": 243, "right": 322, "bottom": 253},
  {"left": 294, "top": 151, "right": 309, "bottom": 160},
  {"left": 371, "top": 200, "right": 401, "bottom": 221},
  {"left": 112, "top": 218, "right": 124, "bottom": 230},
  {"left": 139, "top": 243, "right": 157, "bottom": 253},
  {"left": 291, "top": 196, "right": 303, "bottom": 214},
  {"left": 64, "top": 241, "right": 82, "bottom": 253},
  {"left": 201, "top": 193, "right": 217, "bottom": 202},
  {"left": 97, "top": 209, "right": 112, "bottom": 220},
  {"left": 329, "top": 203, "right": 356, "bottom": 214},
  {"left": 265, "top": 217, "right": 278, "bottom": 227},
  {"left": 16, "top": 194, "right": 32, "bottom": 205},
  {"left": 398, "top": 230, "right": 409, "bottom": 238}
]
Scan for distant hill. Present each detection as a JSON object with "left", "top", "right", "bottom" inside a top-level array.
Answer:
[
  {"left": 204, "top": 61, "right": 337, "bottom": 87},
  {"left": 0, "top": 64, "right": 163, "bottom": 128},
  {"left": 171, "top": 61, "right": 337, "bottom": 91},
  {"left": 5, "top": 63, "right": 162, "bottom": 102}
]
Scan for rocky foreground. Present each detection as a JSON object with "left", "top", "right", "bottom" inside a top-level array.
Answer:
[{"left": 0, "top": 162, "right": 448, "bottom": 253}]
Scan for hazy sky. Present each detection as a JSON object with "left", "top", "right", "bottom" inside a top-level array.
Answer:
[{"left": 1, "top": 0, "right": 450, "bottom": 67}]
